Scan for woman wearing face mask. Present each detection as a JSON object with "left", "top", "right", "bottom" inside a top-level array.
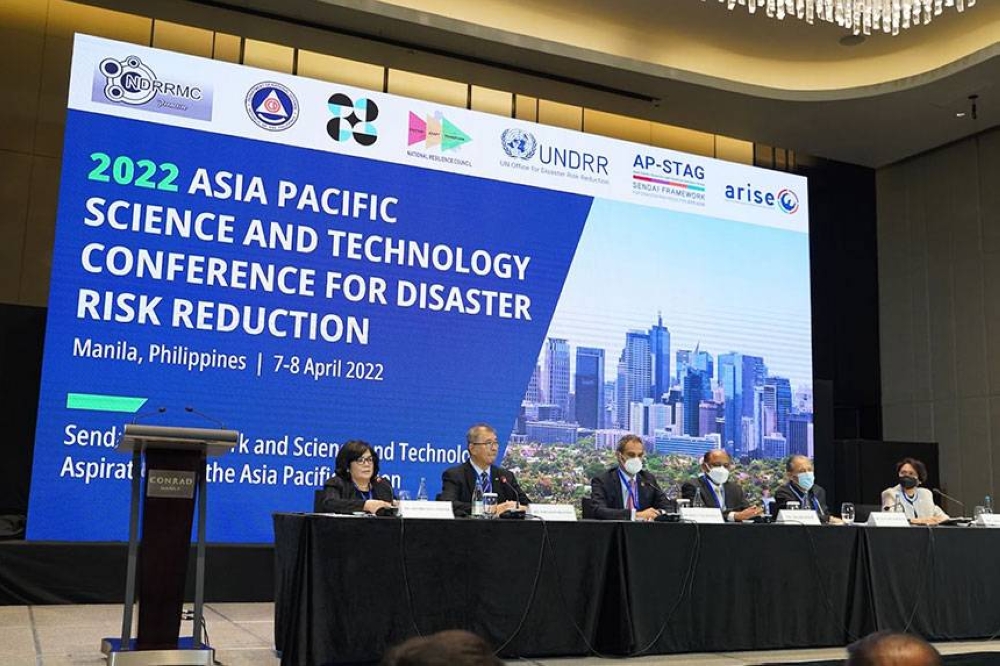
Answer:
[
  {"left": 880, "top": 457, "right": 948, "bottom": 525},
  {"left": 773, "top": 455, "right": 841, "bottom": 523}
]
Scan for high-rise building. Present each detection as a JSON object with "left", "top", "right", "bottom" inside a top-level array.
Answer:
[
  {"left": 719, "top": 352, "right": 765, "bottom": 457},
  {"left": 649, "top": 314, "right": 670, "bottom": 400},
  {"left": 615, "top": 360, "right": 628, "bottom": 429},
  {"left": 541, "top": 338, "right": 570, "bottom": 418},
  {"left": 762, "top": 433, "right": 788, "bottom": 459},
  {"left": 523, "top": 364, "right": 541, "bottom": 403},
  {"left": 525, "top": 421, "right": 578, "bottom": 445},
  {"left": 698, "top": 401, "right": 719, "bottom": 436},
  {"left": 630, "top": 398, "right": 670, "bottom": 437},
  {"left": 788, "top": 412, "right": 812, "bottom": 456},
  {"left": 682, "top": 370, "right": 707, "bottom": 436},
  {"left": 675, "top": 350, "right": 691, "bottom": 385},
  {"left": 621, "top": 329, "right": 652, "bottom": 409},
  {"left": 575, "top": 347, "right": 605, "bottom": 429},
  {"left": 765, "top": 377, "right": 792, "bottom": 437}
]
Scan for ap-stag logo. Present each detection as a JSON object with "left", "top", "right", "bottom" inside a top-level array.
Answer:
[{"left": 327, "top": 93, "right": 378, "bottom": 146}]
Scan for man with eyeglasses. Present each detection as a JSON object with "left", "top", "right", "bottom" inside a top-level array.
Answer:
[
  {"left": 590, "top": 434, "right": 670, "bottom": 521},
  {"left": 681, "top": 449, "right": 761, "bottom": 522},
  {"left": 439, "top": 423, "right": 530, "bottom": 517}
]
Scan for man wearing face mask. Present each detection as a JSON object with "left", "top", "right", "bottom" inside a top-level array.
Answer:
[
  {"left": 590, "top": 434, "right": 670, "bottom": 521},
  {"left": 681, "top": 449, "right": 761, "bottom": 522},
  {"left": 773, "top": 455, "right": 840, "bottom": 523}
]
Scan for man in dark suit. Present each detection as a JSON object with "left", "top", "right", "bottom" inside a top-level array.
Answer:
[
  {"left": 681, "top": 449, "right": 761, "bottom": 522},
  {"left": 773, "top": 454, "right": 840, "bottom": 523},
  {"left": 439, "top": 424, "right": 529, "bottom": 517},
  {"left": 590, "top": 434, "right": 669, "bottom": 520}
]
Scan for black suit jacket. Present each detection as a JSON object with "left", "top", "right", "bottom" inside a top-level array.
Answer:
[
  {"left": 681, "top": 475, "right": 750, "bottom": 519},
  {"left": 438, "top": 461, "right": 530, "bottom": 517},
  {"left": 590, "top": 468, "right": 669, "bottom": 520},
  {"left": 773, "top": 482, "right": 830, "bottom": 522},
  {"left": 321, "top": 475, "right": 394, "bottom": 514}
]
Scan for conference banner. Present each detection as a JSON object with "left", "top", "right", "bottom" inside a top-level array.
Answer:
[{"left": 27, "top": 35, "right": 812, "bottom": 542}]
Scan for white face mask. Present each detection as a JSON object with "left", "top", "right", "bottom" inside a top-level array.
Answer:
[
  {"left": 622, "top": 457, "right": 643, "bottom": 476},
  {"left": 707, "top": 465, "right": 730, "bottom": 486}
]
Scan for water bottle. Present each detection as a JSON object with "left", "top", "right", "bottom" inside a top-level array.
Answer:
[
  {"left": 471, "top": 479, "right": 484, "bottom": 517},
  {"left": 893, "top": 496, "right": 903, "bottom": 513},
  {"left": 985, "top": 495, "right": 993, "bottom": 514},
  {"left": 416, "top": 477, "right": 428, "bottom": 501},
  {"left": 691, "top": 486, "right": 704, "bottom": 508}
]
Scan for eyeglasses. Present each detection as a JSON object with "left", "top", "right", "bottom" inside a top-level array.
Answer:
[
  {"left": 352, "top": 456, "right": 374, "bottom": 465},
  {"left": 471, "top": 440, "right": 499, "bottom": 448}
]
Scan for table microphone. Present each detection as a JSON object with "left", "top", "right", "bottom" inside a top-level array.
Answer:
[
  {"left": 498, "top": 476, "right": 526, "bottom": 519},
  {"left": 932, "top": 488, "right": 965, "bottom": 512}
]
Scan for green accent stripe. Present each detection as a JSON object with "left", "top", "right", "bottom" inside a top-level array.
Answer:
[{"left": 66, "top": 393, "right": 147, "bottom": 413}]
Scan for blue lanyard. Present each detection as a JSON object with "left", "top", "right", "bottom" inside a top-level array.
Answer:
[
  {"left": 701, "top": 475, "right": 725, "bottom": 509},
  {"left": 789, "top": 484, "right": 820, "bottom": 513},
  {"left": 477, "top": 469, "right": 492, "bottom": 493},
  {"left": 618, "top": 469, "right": 639, "bottom": 508},
  {"left": 354, "top": 483, "right": 373, "bottom": 501},
  {"left": 899, "top": 490, "right": 918, "bottom": 517}
]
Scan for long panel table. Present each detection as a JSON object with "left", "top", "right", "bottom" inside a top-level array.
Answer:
[{"left": 273, "top": 514, "right": 1000, "bottom": 665}]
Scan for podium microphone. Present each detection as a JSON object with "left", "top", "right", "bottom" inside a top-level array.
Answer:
[
  {"left": 498, "top": 476, "right": 527, "bottom": 519},
  {"left": 932, "top": 488, "right": 965, "bottom": 512},
  {"left": 184, "top": 406, "right": 226, "bottom": 429},
  {"left": 130, "top": 406, "right": 166, "bottom": 424}
]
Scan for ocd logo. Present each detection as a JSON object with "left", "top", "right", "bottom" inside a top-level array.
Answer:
[{"left": 327, "top": 93, "right": 379, "bottom": 146}]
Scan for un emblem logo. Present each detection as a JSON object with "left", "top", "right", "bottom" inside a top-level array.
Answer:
[
  {"left": 501, "top": 128, "right": 537, "bottom": 159},
  {"left": 327, "top": 93, "right": 379, "bottom": 146}
]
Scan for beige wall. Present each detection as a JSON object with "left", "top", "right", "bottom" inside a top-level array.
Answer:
[
  {"left": 878, "top": 127, "right": 1000, "bottom": 505},
  {"left": 0, "top": 0, "right": 753, "bottom": 308}
]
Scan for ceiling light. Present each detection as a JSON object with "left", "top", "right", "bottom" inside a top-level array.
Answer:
[{"left": 705, "top": 0, "right": 977, "bottom": 36}]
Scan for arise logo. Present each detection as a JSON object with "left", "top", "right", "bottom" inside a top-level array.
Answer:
[{"left": 724, "top": 184, "right": 800, "bottom": 214}]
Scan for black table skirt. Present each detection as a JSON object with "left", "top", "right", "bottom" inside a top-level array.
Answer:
[{"left": 273, "top": 515, "right": 1000, "bottom": 665}]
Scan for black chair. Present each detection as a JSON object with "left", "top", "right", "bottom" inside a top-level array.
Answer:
[
  {"left": 581, "top": 497, "right": 595, "bottom": 520},
  {"left": 313, "top": 489, "right": 325, "bottom": 512},
  {"left": 854, "top": 503, "right": 882, "bottom": 523}
]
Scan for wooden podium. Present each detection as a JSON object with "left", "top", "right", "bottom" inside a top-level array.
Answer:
[{"left": 101, "top": 424, "right": 238, "bottom": 666}]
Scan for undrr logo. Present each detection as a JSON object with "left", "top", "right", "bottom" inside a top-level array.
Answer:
[
  {"left": 501, "top": 129, "right": 537, "bottom": 159},
  {"left": 327, "top": 93, "right": 378, "bottom": 146}
]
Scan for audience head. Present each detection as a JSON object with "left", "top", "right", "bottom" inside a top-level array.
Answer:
[
  {"left": 334, "top": 440, "right": 379, "bottom": 484},
  {"left": 466, "top": 424, "right": 499, "bottom": 468},
  {"left": 616, "top": 434, "right": 645, "bottom": 476},
  {"left": 846, "top": 631, "right": 941, "bottom": 666},
  {"left": 896, "top": 457, "right": 928, "bottom": 490},
  {"left": 785, "top": 454, "right": 815, "bottom": 491},
  {"left": 381, "top": 629, "right": 503, "bottom": 666}
]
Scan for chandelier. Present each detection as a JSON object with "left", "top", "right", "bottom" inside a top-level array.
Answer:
[{"left": 706, "top": 0, "right": 976, "bottom": 36}]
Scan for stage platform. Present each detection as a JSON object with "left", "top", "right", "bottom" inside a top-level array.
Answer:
[{"left": 3, "top": 603, "right": 1000, "bottom": 666}]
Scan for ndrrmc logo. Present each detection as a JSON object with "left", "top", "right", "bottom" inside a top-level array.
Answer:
[
  {"left": 777, "top": 188, "right": 799, "bottom": 214},
  {"left": 327, "top": 93, "right": 378, "bottom": 146},
  {"left": 98, "top": 55, "right": 201, "bottom": 106},
  {"left": 246, "top": 82, "right": 298, "bottom": 131},
  {"left": 501, "top": 128, "right": 537, "bottom": 159}
]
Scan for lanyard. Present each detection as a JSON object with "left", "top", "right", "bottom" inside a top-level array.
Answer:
[
  {"left": 355, "top": 483, "right": 373, "bottom": 501},
  {"left": 618, "top": 469, "right": 639, "bottom": 508},
  {"left": 701, "top": 475, "right": 725, "bottom": 509},
  {"left": 789, "top": 484, "right": 820, "bottom": 513},
  {"left": 476, "top": 468, "right": 492, "bottom": 493},
  {"left": 899, "top": 490, "right": 919, "bottom": 517}
]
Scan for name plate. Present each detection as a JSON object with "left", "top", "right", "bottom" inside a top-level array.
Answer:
[
  {"left": 975, "top": 513, "right": 1000, "bottom": 528},
  {"left": 397, "top": 500, "right": 454, "bottom": 520},
  {"left": 527, "top": 504, "right": 577, "bottom": 521},
  {"left": 680, "top": 507, "right": 725, "bottom": 524},
  {"left": 777, "top": 509, "right": 821, "bottom": 526},
  {"left": 867, "top": 512, "right": 911, "bottom": 527}
]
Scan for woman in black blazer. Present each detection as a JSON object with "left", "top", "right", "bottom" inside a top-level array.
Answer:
[{"left": 321, "top": 440, "right": 395, "bottom": 514}]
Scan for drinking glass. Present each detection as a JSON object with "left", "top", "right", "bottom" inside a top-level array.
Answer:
[
  {"left": 483, "top": 492, "right": 499, "bottom": 518},
  {"left": 974, "top": 505, "right": 987, "bottom": 519},
  {"left": 841, "top": 502, "right": 856, "bottom": 524},
  {"left": 786, "top": 501, "right": 801, "bottom": 511}
]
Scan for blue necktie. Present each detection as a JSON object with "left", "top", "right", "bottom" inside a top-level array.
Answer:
[{"left": 480, "top": 471, "right": 491, "bottom": 493}]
